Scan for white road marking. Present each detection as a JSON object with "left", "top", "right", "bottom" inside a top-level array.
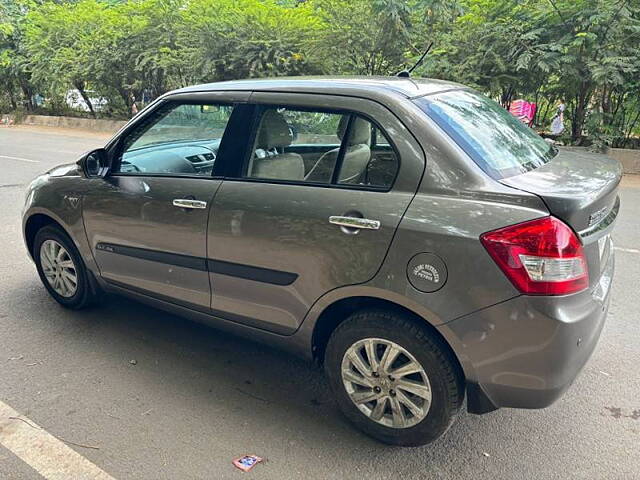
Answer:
[
  {"left": 0, "top": 400, "right": 116, "bottom": 480},
  {"left": 0, "top": 154, "right": 40, "bottom": 164},
  {"left": 614, "top": 246, "right": 640, "bottom": 254}
]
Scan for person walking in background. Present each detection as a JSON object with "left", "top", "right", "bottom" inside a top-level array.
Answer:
[
  {"left": 550, "top": 99, "right": 566, "bottom": 135},
  {"left": 130, "top": 93, "right": 139, "bottom": 117}
]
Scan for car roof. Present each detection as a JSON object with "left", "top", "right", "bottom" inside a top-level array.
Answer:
[{"left": 170, "top": 76, "right": 465, "bottom": 100}]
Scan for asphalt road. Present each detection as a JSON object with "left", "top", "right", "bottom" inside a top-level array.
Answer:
[{"left": 1, "top": 125, "right": 639, "bottom": 480}]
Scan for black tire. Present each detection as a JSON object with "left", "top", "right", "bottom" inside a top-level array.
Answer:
[
  {"left": 33, "top": 225, "right": 98, "bottom": 310},
  {"left": 325, "top": 309, "right": 464, "bottom": 446}
]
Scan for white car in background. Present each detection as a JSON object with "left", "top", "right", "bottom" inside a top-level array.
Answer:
[{"left": 65, "top": 89, "right": 108, "bottom": 112}]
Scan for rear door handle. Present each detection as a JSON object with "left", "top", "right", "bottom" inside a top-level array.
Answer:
[
  {"left": 329, "top": 216, "right": 380, "bottom": 230},
  {"left": 173, "top": 198, "right": 207, "bottom": 209}
]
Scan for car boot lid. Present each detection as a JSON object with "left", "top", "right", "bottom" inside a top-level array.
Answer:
[{"left": 500, "top": 148, "right": 622, "bottom": 234}]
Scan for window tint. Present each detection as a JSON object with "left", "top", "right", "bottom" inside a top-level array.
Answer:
[
  {"left": 246, "top": 107, "right": 345, "bottom": 182},
  {"left": 416, "top": 90, "right": 556, "bottom": 179},
  {"left": 116, "top": 103, "right": 234, "bottom": 176},
  {"left": 337, "top": 117, "right": 398, "bottom": 188},
  {"left": 243, "top": 106, "right": 399, "bottom": 189},
  {"left": 280, "top": 109, "right": 342, "bottom": 146}
]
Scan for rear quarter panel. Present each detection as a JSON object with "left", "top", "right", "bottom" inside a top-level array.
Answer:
[{"left": 364, "top": 102, "right": 552, "bottom": 325}]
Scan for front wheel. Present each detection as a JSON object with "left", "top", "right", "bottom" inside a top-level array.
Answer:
[
  {"left": 34, "top": 225, "right": 98, "bottom": 309},
  {"left": 325, "top": 310, "right": 464, "bottom": 446}
]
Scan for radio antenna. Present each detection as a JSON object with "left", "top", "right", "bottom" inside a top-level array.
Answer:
[{"left": 396, "top": 42, "right": 434, "bottom": 78}]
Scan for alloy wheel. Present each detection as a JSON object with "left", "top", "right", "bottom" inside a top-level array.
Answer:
[
  {"left": 341, "top": 338, "right": 432, "bottom": 428},
  {"left": 40, "top": 239, "right": 78, "bottom": 298}
]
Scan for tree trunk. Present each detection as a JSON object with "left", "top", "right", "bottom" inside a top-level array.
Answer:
[
  {"left": 500, "top": 86, "right": 514, "bottom": 109},
  {"left": 622, "top": 109, "right": 640, "bottom": 149},
  {"left": 539, "top": 96, "right": 554, "bottom": 127},
  {"left": 571, "top": 82, "right": 592, "bottom": 144},
  {"left": 117, "top": 87, "right": 131, "bottom": 112},
  {"left": 73, "top": 81, "right": 96, "bottom": 118},
  {"left": 8, "top": 89, "right": 17, "bottom": 110},
  {"left": 20, "top": 83, "right": 34, "bottom": 111}
]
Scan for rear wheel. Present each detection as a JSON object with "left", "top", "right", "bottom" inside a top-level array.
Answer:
[
  {"left": 34, "top": 225, "right": 98, "bottom": 309},
  {"left": 325, "top": 309, "right": 464, "bottom": 446}
]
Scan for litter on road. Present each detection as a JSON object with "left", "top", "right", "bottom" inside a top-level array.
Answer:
[{"left": 233, "top": 455, "right": 264, "bottom": 472}]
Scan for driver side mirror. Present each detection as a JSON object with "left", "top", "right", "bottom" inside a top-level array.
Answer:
[{"left": 78, "top": 148, "right": 111, "bottom": 178}]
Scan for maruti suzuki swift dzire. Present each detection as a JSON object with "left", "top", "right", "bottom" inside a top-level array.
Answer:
[{"left": 22, "top": 77, "right": 620, "bottom": 446}]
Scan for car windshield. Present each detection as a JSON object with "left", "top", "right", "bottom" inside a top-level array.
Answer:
[{"left": 415, "top": 90, "right": 557, "bottom": 179}]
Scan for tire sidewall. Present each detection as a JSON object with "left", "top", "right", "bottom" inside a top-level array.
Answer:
[
  {"left": 34, "top": 226, "right": 89, "bottom": 309},
  {"left": 325, "top": 313, "right": 459, "bottom": 446}
]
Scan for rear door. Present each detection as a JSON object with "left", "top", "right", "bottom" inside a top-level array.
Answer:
[
  {"left": 207, "top": 92, "right": 424, "bottom": 334},
  {"left": 82, "top": 92, "right": 250, "bottom": 309}
]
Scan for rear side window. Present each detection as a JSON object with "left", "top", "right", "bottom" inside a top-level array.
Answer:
[
  {"left": 415, "top": 90, "right": 557, "bottom": 179},
  {"left": 243, "top": 105, "right": 399, "bottom": 189}
]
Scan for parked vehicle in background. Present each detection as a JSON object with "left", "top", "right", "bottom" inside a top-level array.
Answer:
[
  {"left": 22, "top": 77, "right": 621, "bottom": 446},
  {"left": 65, "top": 89, "right": 108, "bottom": 112}
]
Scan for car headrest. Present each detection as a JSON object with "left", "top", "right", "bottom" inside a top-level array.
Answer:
[
  {"left": 338, "top": 115, "right": 371, "bottom": 146},
  {"left": 258, "top": 110, "right": 292, "bottom": 149}
]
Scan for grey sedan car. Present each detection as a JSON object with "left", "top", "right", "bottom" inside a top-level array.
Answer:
[{"left": 22, "top": 77, "right": 620, "bottom": 446}]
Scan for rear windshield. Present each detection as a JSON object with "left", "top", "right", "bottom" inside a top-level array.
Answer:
[{"left": 415, "top": 90, "right": 557, "bottom": 179}]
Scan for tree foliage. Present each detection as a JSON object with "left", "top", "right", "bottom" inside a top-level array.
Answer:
[{"left": 1, "top": 0, "right": 639, "bottom": 147}]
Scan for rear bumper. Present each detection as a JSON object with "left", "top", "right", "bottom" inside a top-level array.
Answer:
[{"left": 441, "top": 251, "right": 614, "bottom": 412}]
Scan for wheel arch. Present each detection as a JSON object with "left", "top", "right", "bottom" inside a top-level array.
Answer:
[
  {"left": 305, "top": 293, "right": 495, "bottom": 413},
  {"left": 23, "top": 212, "right": 70, "bottom": 259},
  {"left": 310, "top": 295, "right": 464, "bottom": 376}
]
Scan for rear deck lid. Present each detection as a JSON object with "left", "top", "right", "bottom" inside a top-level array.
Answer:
[{"left": 500, "top": 149, "right": 622, "bottom": 233}]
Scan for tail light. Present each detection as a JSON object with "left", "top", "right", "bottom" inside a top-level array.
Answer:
[{"left": 480, "top": 216, "right": 589, "bottom": 295}]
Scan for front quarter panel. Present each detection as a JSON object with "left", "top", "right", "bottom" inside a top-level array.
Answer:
[{"left": 22, "top": 167, "right": 97, "bottom": 272}]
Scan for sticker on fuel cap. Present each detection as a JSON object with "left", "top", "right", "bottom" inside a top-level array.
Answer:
[{"left": 407, "top": 253, "right": 448, "bottom": 293}]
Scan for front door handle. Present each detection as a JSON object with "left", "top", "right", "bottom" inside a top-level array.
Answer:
[
  {"left": 173, "top": 198, "right": 207, "bottom": 209},
  {"left": 329, "top": 216, "right": 380, "bottom": 230}
]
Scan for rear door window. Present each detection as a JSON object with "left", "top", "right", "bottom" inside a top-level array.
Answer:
[
  {"left": 415, "top": 90, "right": 557, "bottom": 179},
  {"left": 242, "top": 105, "right": 399, "bottom": 189},
  {"left": 246, "top": 107, "right": 344, "bottom": 182}
]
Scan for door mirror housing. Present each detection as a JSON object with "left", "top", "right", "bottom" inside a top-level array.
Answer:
[{"left": 78, "top": 148, "right": 111, "bottom": 178}]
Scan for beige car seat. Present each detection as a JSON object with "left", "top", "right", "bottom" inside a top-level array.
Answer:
[
  {"left": 248, "top": 110, "right": 304, "bottom": 181},
  {"left": 305, "top": 115, "right": 371, "bottom": 183}
]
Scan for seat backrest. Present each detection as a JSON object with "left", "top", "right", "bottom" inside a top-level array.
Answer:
[
  {"left": 248, "top": 110, "right": 304, "bottom": 181},
  {"left": 305, "top": 116, "right": 371, "bottom": 183}
]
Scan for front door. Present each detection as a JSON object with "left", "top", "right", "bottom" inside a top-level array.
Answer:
[
  {"left": 82, "top": 94, "right": 249, "bottom": 309},
  {"left": 207, "top": 93, "right": 424, "bottom": 334}
]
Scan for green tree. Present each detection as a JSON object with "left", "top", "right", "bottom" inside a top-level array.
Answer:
[
  {"left": 2, "top": 0, "right": 639, "bottom": 147},
  {"left": 181, "top": 0, "right": 322, "bottom": 81},
  {"left": 0, "top": 0, "right": 36, "bottom": 111},
  {"left": 311, "top": 0, "right": 416, "bottom": 75}
]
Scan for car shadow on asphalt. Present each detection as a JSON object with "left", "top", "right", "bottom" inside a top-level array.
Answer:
[{"left": 7, "top": 279, "right": 574, "bottom": 474}]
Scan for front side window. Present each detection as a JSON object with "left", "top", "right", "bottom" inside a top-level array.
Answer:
[
  {"left": 415, "top": 90, "right": 556, "bottom": 179},
  {"left": 243, "top": 106, "right": 399, "bottom": 189},
  {"left": 115, "top": 102, "right": 235, "bottom": 176}
]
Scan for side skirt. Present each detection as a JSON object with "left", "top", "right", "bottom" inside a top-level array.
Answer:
[{"left": 100, "top": 279, "right": 310, "bottom": 358}]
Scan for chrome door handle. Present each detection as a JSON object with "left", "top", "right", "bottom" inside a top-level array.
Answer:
[
  {"left": 173, "top": 199, "right": 207, "bottom": 209},
  {"left": 329, "top": 216, "right": 380, "bottom": 230}
]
